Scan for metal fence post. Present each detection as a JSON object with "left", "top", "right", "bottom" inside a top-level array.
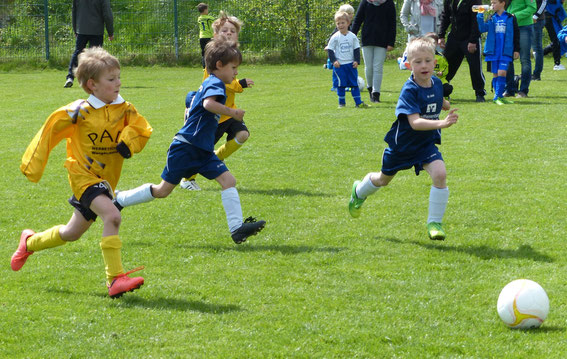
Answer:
[
  {"left": 305, "top": 1, "right": 310, "bottom": 59},
  {"left": 174, "top": 0, "right": 179, "bottom": 60},
  {"left": 44, "top": 0, "right": 50, "bottom": 60}
]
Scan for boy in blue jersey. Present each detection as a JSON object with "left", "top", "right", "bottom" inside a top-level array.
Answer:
[
  {"left": 326, "top": 11, "right": 370, "bottom": 108},
  {"left": 348, "top": 37, "right": 459, "bottom": 240},
  {"left": 477, "top": 0, "right": 520, "bottom": 105},
  {"left": 114, "top": 39, "right": 265, "bottom": 244}
]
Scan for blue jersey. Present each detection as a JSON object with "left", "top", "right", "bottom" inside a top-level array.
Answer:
[
  {"left": 384, "top": 75, "right": 444, "bottom": 153},
  {"left": 486, "top": 12, "right": 512, "bottom": 62},
  {"left": 177, "top": 74, "right": 226, "bottom": 151}
]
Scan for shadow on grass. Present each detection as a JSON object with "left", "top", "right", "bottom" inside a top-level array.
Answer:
[
  {"left": 383, "top": 238, "right": 553, "bottom": 262},
  {"left": 182, "top": 243, "right": 347, "bottom": 255},
  {"left": 201, "top": 187, "right": 331, "bottom": 197},
  {"left": 46, "top": 288, "right": 242, "bottom": 313},
  {"left": 118, "top": 296, "right": 242, "bottom": 313},
  {"left": 512, "top": 325, "right": 565, "bottom": 333}
]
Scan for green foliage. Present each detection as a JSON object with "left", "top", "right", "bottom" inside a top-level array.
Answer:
[{"left": 1, "top": 63, "right": 566, "bottom": 357}]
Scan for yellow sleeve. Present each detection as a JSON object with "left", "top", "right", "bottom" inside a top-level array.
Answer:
[
  {"left": 20, "top": 103, "right": 79, "bottom": 183},
  {"left": 117, "top": 103, "right": 153, "bottom": 155}
]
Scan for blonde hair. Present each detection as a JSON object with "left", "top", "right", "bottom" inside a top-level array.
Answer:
[
  {"left": 74, "top": 47, "right": 120, "bottom": 94},
  {"left": 339, "top": 4, "right": 355, "bottom": 17},
  {"left": 204, "top": 38, "right": 242, "bottom": 72},
  {"left": 334, "top": 10, "right": 351, "bottom": 23},
  {"left": 406, "top": 36, "right": 436, "bottom": 61},
  {"left": 212, "top": 11, "right": 243, "bottom": 34}
]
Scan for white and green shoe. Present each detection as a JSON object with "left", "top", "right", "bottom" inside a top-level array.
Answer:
[
  {"left": 427, "top": 222, "right": 446, "bottom": 241},
  {"left": 349, "top": 180, "right": 365, "bottom": 218}
]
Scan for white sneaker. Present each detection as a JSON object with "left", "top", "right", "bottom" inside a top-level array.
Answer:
[
  {"left": 180, "top": 179, "right": 201, "bottom": 191},
  {"left": 64, "top": 78, "right": 73, "bottom": 88},
  {"left": 553, "top": 64, "right": 565, "bottom": 70}
]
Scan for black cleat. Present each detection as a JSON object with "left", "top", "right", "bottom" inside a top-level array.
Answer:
[{"left": 231, "top": 217, "right": 266, "bottom": 244}]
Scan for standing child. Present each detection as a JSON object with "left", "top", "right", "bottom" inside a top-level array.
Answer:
[
  {"left": 181, "top": 11, "right": 254, "bottom": 191},
  {"left": 115, "top": 39, "right": 265, "bottom": 244},
  {"left": 348, "top": 37, "right": 458, "bottom": 240},
  {"left": 12, "top": 47, "right": 153, "bottom": 298},
  {"left": 326, "top": 10, "right": 370, "bottom": 108},
  {"left": 477, "top": 0, "right": 520, "bottom": 105},
  {"left": 325, "top": 4, "right": 356, "bottom": 92},
  {"left": 197, "top": 3, "right": 215, "bottom": 68},
  {"left": 425, "top": 32, "right": 453, "bottom": 98}
]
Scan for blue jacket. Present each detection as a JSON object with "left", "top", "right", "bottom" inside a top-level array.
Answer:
[{"left": 477, "top": 12, "right": 520, "bottom": 58}]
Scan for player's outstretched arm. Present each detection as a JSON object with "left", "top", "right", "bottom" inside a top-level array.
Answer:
[
  {"left": 407, "top": 108, "right": 458, "bottom": 131},
  {"left": 203, "top": 96, "right": 245, "bottom": 121}
]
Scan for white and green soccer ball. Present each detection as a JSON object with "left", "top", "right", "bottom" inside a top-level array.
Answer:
[
  {"left": 497, "top": 279, "right": 549, "bottom": 329},
  {"left": 357, "top": 76, "right": 365, "bottom": 92}
]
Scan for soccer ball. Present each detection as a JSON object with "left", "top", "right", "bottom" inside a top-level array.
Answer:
[
  {"left": 357, "top": 76, "right": 365, "bottom": 92},
  {"left": 497, "top": 279, "right": 549, "bottom": 329}
]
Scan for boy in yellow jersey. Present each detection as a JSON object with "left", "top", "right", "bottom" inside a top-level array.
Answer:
[
  {"left": 11, "top": 47, "right": 153, "bottom": 299},
  {"left": 197, "top": 3, "right": 215, "bottom": 68},
  {"left": 180, "top": 11, "right": 254, "bottom": 191}
]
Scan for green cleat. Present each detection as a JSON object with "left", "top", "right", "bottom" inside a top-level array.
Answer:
[
  {"left": 349, "top": 180, "right": 366, "bottom": 218},
  {"left": 427, "top": 222, "right": 446, "bottom": 241},
  {"left": 356, "top": 102, "right": 371, "bottom": 108},
  {"left": 499, "top": 97, "right": 514, "bottom": 104},
  {"left": 493, "top": 98, "right": 504, "bottom": 105}
]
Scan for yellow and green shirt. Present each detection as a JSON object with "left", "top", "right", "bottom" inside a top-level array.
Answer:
[
  {"left": 21, "top": 95, "right": 152, "bottom": 200},
  {"left": 198, "top": 14, "right": 215, "bottom": 39}
]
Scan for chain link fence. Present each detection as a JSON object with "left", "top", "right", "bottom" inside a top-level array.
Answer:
[{"left": 1, "top": 0, "right": 410, "bottom": 64}]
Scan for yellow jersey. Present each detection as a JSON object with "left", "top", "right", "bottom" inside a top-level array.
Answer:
[
  {"left": 21, "top": 95, "right": 153, "bottom": 200},
  {"left": 202, "top": 68, "right": 244, "bottom": 123}
]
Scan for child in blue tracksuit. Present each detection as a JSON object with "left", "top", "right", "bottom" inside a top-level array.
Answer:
[{"left": 477, "top": 0, "right": 520, "bottom": 104}]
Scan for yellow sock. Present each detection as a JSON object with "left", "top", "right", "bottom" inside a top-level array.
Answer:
[
  {"left": 27, "top": 225, "right": 66, "bottom": 252},
  {"left": 100, "top": 235, "right": 124, "bottom": 284},
  {"left": 184, "top": 174, "right": 197, "bottom": 181},
  {"left": 215, "top": 139, "right": 242, "bottom": 161}
]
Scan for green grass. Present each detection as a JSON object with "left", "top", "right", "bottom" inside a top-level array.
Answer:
[{"left": 1, "top": 62, "right": 567, "bottom": 358}]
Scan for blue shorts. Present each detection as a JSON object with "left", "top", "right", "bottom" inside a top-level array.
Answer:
[
  {"left": 333, "top": 63, "right": 358, "bottom": 88},
  {"left": 381, "top": 144, "right": 443, "bottom": 176},
  {"left": 489, "top": 60, "right": 509, "bottom": 74},
  {"left": 161, "top": 140, "right": 228, "bottom": 185}
]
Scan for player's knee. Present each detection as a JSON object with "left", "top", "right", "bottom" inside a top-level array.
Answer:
[
  {"left": 235, "top": 130, "right": 249, "bottom": 143},
  {"left": 103, "top": 211, "right": 122, "bottom": 229},
  {"left": 151, "top": 184, "right": 171, "bottom": 199},
  {"left": 431, "top": 171, "right": 447, "bottom": 187}
]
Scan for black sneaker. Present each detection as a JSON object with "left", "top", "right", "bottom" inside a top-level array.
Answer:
[
  {"left": 475, "top": 95, "right": 485, "bottom": 103},
  {"left": 231, "top": 217, "right": 266, "bottom": 244},
  {"left": 371, "top": 92, "right": 380, "bottom": 103}
]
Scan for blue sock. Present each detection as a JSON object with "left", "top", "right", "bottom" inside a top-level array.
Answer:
[
  {"left": 492, "top": 77, "right": 498, "bottom": 100},
  {"left": 497, "top": 76, "right": 506, "bottom": 99},
  {"left": 351, "top": 86, "right": 362, "bottom": 105},
  {"left": 337, "top": 87, "right": 346, "bottom": 105}
]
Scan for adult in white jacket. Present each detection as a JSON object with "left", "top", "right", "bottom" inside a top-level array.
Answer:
[{"left": 400, "top": 0, "right": 444, "bottom": 40}]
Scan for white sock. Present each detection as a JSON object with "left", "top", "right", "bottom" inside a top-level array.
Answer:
[
  {"left": 221, "top": 187, "right": 243, "bottom": 233},
  {"left": 356, "top": 173, "right": 380, "bottom": 199},
  {"left": 116, "top": 183, "right": 154, "bottom": 208},
  {"left": 427, "top": 186, "right": 449, "bottom": 223}
]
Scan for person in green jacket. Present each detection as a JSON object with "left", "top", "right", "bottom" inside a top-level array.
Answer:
[
  {"left": 197, "top": 3, "right": 215, "bottom": 68},
  {"left": 503, "top": 0, "right": 536, "bottom": 98}
]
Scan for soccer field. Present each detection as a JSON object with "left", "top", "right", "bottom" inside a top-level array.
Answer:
[{"left": 1, "top": 62, "right": 566, "bottom": 357}]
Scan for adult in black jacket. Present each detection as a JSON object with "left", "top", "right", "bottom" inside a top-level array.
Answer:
[
  {"left": 64, "top": 0, "right": 114, "bottom": 88},
  {"left": 351, "top": 0, "right": 397, "bottom": 103},
  {"left": 437, "top": 0, "right": 486, "bottom": 102}
]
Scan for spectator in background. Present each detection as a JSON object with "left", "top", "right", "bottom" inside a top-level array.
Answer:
[
  {"left": 197, "top": 3, "right": 215, "bottom": 69},
  {"left": 64, "top": 0, "right": 114, "bottom": 88},
  {"left": 504, "top": 0, "right": 536, "bottom": 98},
  {"left": 543, "top": 0, "right": 566, "bottom": 71},
  {"left": 351, "top": 0, "right": 397, "bottom": 104},
  {"left": 437, "top": 0, "right": 486, "bottom": 102},
  {"left": 531, "top": 0, "right": 547, "bottom": 81},
  {"left": 400, "top": 0, "right": 444, "bottom": 41}
]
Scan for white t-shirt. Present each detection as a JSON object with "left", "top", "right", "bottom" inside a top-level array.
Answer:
[{"left": 326, "top": 31, "right": 360, "bottom": 65}]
